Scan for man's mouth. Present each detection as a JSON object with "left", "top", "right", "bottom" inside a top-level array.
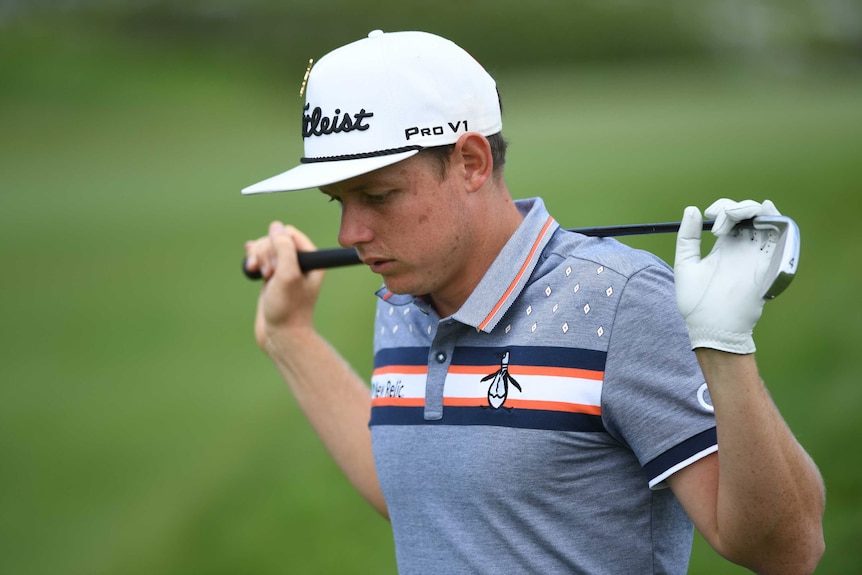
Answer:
[{"left": 361, "top": 255, "right": 395, "bottom": 273}]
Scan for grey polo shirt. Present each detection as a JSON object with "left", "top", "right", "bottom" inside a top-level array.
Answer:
[{"left": 369, "top": 197, "right": 717, "bottom": 574}]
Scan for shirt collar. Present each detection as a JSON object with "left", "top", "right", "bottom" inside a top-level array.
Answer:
[
  {"left": 452, "top": 197, "right": 558, "bottom": 332},
  {"left": 376, "top": 198, "right": 559, "bottom": 331}
]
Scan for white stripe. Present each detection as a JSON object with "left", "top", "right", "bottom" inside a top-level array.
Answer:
[
  {"left": 648, "top": 445, "right": 718, "bottom": 490},
  {"left": 445, "top": 373, "right": 602, "bottom": 406},
  {"left": 371, "top": 373, "right": 426, "bottom": 399},
  {"left": 371, "top": 372, "right": 604, "bottom": 406}
]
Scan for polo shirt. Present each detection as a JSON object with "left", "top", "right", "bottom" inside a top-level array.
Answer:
[{"left": 369, "top": 197, "right": 717, "bottom": 574}]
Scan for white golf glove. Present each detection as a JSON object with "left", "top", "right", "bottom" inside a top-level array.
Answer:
[{"left": 674, "top": 198, "right": 782, "bottom": 354}]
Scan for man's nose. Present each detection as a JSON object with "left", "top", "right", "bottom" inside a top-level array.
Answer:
[{"left": 337, "top": 202, "right": 374, "bottom": 248}]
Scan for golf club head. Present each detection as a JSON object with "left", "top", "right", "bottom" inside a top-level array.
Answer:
[{"left": 750, "top": 215, "right": 800, "bottom": 300}]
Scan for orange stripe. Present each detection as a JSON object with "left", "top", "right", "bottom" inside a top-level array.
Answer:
[
  {"left": 478, "top": 216, "right": 555, "bottom": 331},
  {"left": 373, "top": 396, "right": 601, "bottom": 414},
  {"left": 448, "top": 364, "right": 604, "bottom": 380},
  {"left": 443, "top": 397, "right": 487, "bottom": 407},
  {"left": 447, "top": 365, "right": 505, "bottom": 375},
  {"left": 441, "top": 397, "right": 601, "bottom": 414},
  {"left": 372, "top": 365, "right": 428, "bottom": 376},
  {"left": 505, "top": 398, "right": 602, "bottom": 415},
  {"left": 371, "top": 396, "right": 425, "bottom": 407}
]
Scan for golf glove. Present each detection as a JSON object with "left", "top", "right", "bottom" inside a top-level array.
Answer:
[{"left": 674, "top": 198, "right": 782, "bottom": 354}]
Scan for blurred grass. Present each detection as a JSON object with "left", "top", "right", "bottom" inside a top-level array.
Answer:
[{"left": 1, "top": 18, "right": 861, "bottom": 575}]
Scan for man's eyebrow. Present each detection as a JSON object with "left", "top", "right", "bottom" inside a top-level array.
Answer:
[{"left": 319, "top": 182, "right": 379, "bottom": 196}]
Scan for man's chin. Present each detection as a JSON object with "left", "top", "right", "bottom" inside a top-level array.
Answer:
[{"left": 382, "top": 277, "right": 420, "bottom": 297}]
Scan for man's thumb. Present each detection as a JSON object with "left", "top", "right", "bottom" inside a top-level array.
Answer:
[{"left": 675, "top": 206, "right": 704, "bottom": 269}]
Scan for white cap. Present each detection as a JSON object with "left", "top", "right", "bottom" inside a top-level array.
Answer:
[{"left": 242, "top": 30, "right": 502, "bottom": 194}]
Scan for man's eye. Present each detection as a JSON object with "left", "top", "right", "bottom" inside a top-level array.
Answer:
[
  {"left": 364, "top": 191, "right": 392, "bottom": 204},
  {"left": 327, "top": 195, "right": 342, "bottom": 204}
]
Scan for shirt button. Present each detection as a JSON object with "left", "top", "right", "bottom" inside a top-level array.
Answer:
[{"left": 435, "top": 352, "right": 447, "bottom": 363}]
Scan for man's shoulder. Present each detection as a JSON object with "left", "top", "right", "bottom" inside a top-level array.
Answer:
[{"left": 541, "top": 228, "right": 671, "bottom": 280}]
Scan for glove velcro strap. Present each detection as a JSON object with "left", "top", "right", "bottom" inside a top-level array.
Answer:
[{"left": 687, "top": 327, "right": 756, "bottom": 355}]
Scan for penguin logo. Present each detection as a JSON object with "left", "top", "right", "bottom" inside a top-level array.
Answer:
[{"left": 481, "top": 351, "right": 522, "bottom": 410}]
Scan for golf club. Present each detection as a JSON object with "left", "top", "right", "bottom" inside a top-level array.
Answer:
[{"left": 242, "top": 216, "right": 800, "bottom": 300}]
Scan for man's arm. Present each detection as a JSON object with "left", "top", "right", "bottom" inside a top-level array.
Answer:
[
  {"left": 669, "top": 200, "right": 825, "bottom": 573},
  {"left": 667, "top": 351, "right": 825, "bottom": 573},
  {"left": 245, "top": 221, "right": 387, "bottom": 517}
]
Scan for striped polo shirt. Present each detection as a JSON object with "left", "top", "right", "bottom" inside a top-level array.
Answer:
[{"left": 369, "top": 197, "right": 717, "bottom": 574}]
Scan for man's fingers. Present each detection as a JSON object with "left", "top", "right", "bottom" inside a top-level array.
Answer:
[
  {"left": 286, "top": 227, "right": 327, "bottom": 289},
  {"left": 675, "top": 206, "right": 704, "bottom": 268},
  {"left": 267, "top": 221, "right": 287, "bottom": 258},
  {"left": 706, "top": 199, "right": 763, "bottom": 235},
  {"left": 264, "top": 223, "right": 326, "bottom": 287},
  {"left": 266, "top": 221, "right": 300, "bottom": 280},
  {"left": 761, "top": 199, "right": 781, "bottom": 217},
  {"left": 246, "top": 223, "right": 324, "bottom": 281},
  {"left": 286, "top": 225, "right": 319, "bottom": 254},
  {"left": 244, "top": 238, "right": 272, "bottom": 277},
  {"left": 242, "top": 222, "right": 288, "bottom": 280},
  {"left": 244, "top": 241, "right": 258, "bottom": 270}
]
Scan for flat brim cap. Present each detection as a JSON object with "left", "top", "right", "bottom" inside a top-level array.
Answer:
[{"left": 242, "top": 29, "right": 501, "bottom": 194}]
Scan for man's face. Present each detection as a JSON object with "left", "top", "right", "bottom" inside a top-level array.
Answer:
[{"left": 320, "top": 152, "right": 477, "bottom": 310}]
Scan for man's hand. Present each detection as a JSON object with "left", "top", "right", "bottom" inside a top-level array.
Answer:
[
  {"left": 244, "top": 222, "right": 326, "bottom": 350},
  {"left": 674, "top": 199, "right": 782, "bottom": 354}
]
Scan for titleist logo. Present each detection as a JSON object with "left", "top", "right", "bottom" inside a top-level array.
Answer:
[{"left": 302, "top": 104, "right": 374, "bottom": 138}]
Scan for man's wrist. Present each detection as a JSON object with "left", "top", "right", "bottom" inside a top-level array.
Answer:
[
  {"left": 687, "top": 326, "right": 755, "bottom": 355},
  {"left": 694, "top": 347, "right": 759, "bottom": 384},
  {"left": 263, "top": 324, "right": 320, "bottom": 358}
]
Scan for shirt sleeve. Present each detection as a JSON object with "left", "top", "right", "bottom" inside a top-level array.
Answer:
[{"left": 600, "top": 262, "right": 718, "bottom": 489}]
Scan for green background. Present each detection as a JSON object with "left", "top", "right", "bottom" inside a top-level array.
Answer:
[{"left": 1, "top": 2, "right": 860, "bottom": 573}]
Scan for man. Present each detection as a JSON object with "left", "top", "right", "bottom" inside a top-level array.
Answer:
[{"left": 242, "top": 30, "right": 824, "bottom": 574}]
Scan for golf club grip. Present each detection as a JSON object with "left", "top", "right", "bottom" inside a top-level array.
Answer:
[
  {"left": 298, "top": 249, "right": 362, "bottom": 271},
  {"left": 242, "top": 218, "right": 750, "bottom": 278},
  {"left": 242, "top": 249, "right": 361, "bottom": 280}
]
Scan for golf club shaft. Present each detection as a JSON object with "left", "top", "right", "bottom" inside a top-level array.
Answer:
[{"left": 243, "top": 218, "right": 749, "bottom": 279}]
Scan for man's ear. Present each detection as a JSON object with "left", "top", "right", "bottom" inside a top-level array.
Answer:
[{"left": 453, "top": 132, "right": 493, "bottom": 193}]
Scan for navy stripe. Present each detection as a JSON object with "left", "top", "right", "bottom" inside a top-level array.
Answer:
[
  {"left": 374, "top": 346, "right": 607, "bottom": 371},
  {"left": 643, "top": 427, "right": 718, "bottom": 480},
  {"left": 370, "top": 406, "right": 605, "bottom": 432},
  {"left": 374, "top": 347, "right": 429, "bottom": 368},
  {"left": 453, "top": 346, "right": 607, "bottom": 371}
]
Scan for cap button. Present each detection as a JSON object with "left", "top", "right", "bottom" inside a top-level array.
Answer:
[{"left": 368, "top": 29, "right": 384, "bottom": 39}]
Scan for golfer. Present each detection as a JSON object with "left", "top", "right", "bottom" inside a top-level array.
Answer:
[{"left": 242, "top": 30, "right": 824, "bottom": 574}]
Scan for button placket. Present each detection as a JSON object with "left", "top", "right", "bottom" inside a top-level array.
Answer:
[{"left": 424, "top": 321, "right": 456, "bottom": 420}]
